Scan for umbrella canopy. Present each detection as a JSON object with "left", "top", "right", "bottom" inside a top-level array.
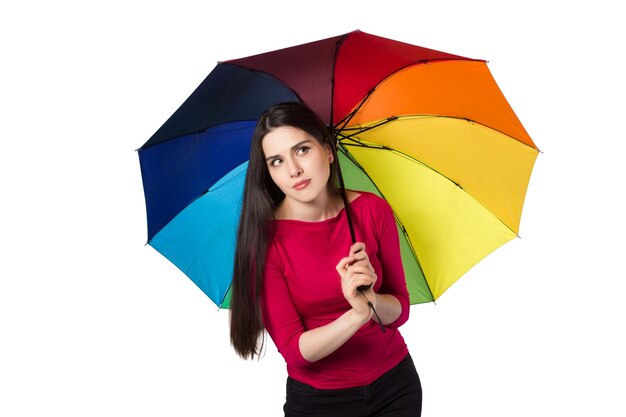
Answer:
[{"left": 138, "top": 30, "right": 539, "bottom": 307}]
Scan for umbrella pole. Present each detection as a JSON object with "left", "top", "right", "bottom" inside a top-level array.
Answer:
[
  {"left": 335, "top": 148, "right": 357, "bottom": 244},
  {"left": 334, "top": 143, "right": 385, "bottom": 334}
]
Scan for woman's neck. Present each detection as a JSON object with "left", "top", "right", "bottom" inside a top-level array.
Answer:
[{"left": 276, "top": 190, "right": 343, "bottom": 222}]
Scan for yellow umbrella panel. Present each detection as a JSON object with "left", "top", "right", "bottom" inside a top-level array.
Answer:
[{"left": 340, "top": 138, "right": 522, "bottom": 301}]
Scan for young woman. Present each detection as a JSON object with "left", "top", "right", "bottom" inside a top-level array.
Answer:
[{"left": 230, "top": 102, "right": 422, "bottom": 416}]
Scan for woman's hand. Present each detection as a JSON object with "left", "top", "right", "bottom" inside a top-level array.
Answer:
[{"left": 336, "top": 242, "right": 377, "bottom": 322}]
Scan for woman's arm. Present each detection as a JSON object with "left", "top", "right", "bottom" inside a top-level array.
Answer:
[
  {"left": 263, "top": 240, "right": 379, "bottom": 365},
  {"left": 298, "top": 244, "right": 378, "bottom": 362},
  {"left": 262, "top": 242, "right": 374, "bottom": 367},
  {"left": 299, "top": 210, "right": 412, "bottom": 361},
  {"left": 297, "top": 308, "right": 369, "bottom": 362}
]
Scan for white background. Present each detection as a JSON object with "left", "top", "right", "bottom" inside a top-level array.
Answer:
[{"left": 2, "top": 1, "right": 625, "bottom": 416}]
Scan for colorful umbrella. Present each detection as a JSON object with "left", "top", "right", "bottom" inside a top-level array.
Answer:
[{"left": 137, "top": 30, "right": 539, "bottom": 308}]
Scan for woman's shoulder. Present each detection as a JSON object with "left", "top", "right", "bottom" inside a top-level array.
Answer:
[
  {"left": 346, "top": 189, "right": 361, "bottom": 203},
  {"left": 350, "top": 191, "right": 394, "bottom": 223},
  {"left": 346, "top": 190, "right": 387, "bottom": 219},
  {"left": 348, "top": 190, "right": 387, "bottom": 208}
]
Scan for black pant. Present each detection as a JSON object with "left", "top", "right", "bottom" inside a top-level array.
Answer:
[{"left": 284, "top": 354, "right": 422, "bottom": 417}]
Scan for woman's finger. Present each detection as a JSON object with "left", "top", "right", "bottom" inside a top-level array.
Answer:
[
  {"left": 345, "top": 263, "right": 370, "bottom": 275},
  {"left": 350, "top": 242, "right": 366, "bottom": 257},
  {"left": 336, "top": 256, "right": 353, "bottom": 271},
  {"left": 351, "top": 251, "right": 369, "bottom": 263},
  {"left": 345, "top": 267, "right": 376, "bottom": 285}
]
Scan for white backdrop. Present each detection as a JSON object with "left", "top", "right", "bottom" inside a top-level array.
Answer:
[{"left": 2, "top": 1, "right": 625, "bottom": 416}]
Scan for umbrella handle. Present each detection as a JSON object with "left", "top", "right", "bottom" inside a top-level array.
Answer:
[{"left": 352, "top": 247, "right": 372, "bottom": 293}]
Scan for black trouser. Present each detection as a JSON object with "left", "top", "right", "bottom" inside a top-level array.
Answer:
[{"left": 284, "top": 354, "right": 422, "bottom": 417}]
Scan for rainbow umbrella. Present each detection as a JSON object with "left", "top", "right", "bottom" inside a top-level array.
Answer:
[{"left": 137, "top": 30, "right": 539, "bottom": 307}]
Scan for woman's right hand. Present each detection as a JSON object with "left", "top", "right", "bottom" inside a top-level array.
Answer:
[{"left": 336, "top": 243, "right": 377, "bottom": 321}]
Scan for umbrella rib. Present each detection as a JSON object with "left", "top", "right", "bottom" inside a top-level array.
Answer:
[
  {"left": 333, "top": 58, "right": 485, "bottom": 131},
  {"left": 340, "top": 114, "right": 539, "bottom": 153},
  {"left": 334, "top": 63, "right": 426, "bottom": 131},
  {"left": 337, "top": 145, "right": 434, "bottom": 302},
  {"left": 145, "top": 163, "right": 248, "bottom": 248},
  {"left": 341, "top": 140, "right": 519, "bottom": 237},
  {"left": 330, "top": 33, "right": 351, "bottom": 130},
  {"left": 222, "top": 63, "right": 309, "bottom": 110},
  {"left": 218, "top": 285, "right": 230, "bottom": 310},
  {"left": 139, "top": 117, "right": 265, "bottom": 151},
  {"left": 337, "top": 117, "right": 398, "bottom": 143}
]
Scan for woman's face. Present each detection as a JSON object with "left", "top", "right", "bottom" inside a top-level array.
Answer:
[{"left": 261, "top": 126, "right": 333, "bottom": 206}]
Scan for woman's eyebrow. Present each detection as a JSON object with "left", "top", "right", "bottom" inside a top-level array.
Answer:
[{"left": 265, "top": 140, "right": 311, "bottom": 162}]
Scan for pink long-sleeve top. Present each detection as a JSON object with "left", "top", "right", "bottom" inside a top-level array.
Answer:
[{"left": 261, "top": 192, "right": 410, "bottom": 389}]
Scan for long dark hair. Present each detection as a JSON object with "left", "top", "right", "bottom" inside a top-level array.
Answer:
[{"left": 230, "top": 101, "right": 341, "bottom": 359}]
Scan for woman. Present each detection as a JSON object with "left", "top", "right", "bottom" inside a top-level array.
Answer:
[{"left": 230, "top": 102, "right": 422, "bottom": 416}]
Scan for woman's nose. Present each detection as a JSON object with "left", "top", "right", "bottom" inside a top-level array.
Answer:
[
  {"left": 290, "top": 166, "right": 302, "bottom": 177},
  {"left": 288, "top": 160, "right": 302, "bottom": 177}
]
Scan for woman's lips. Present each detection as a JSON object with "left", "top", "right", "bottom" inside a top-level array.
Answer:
[{"left": 292, "top": 179, "right": 311, "bottom": 190}]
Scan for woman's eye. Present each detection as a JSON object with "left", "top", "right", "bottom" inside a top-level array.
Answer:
[
  {"left": 296, "top": 146, "right": 310, "bottom": 155},
  {"left": 270, "top": 159, "right": 282, "bottom": 167}
]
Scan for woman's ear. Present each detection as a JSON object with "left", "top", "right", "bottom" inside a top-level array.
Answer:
[{"left": 326, "top": 145, "right": 334, "bottom": 164}]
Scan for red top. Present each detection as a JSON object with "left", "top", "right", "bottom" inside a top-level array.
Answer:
[{"left": 261, "top": 192, "right": 410, "bottom": 389}]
